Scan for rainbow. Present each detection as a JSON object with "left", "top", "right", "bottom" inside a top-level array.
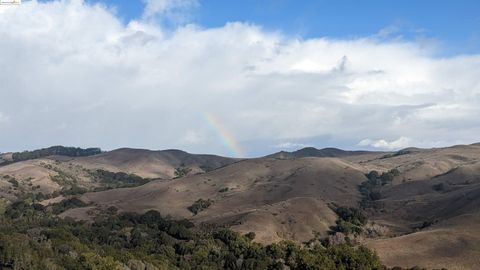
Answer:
[{"left": 203, "top": 113, "right": 245, "bottom": 158}]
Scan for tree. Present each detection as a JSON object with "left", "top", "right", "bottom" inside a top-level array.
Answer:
[{"left": 174, "top": 165, "right": 191, "bottom": 178}]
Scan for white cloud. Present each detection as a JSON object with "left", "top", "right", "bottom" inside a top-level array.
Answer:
[
  {"left": 358, "top": 137, "right": 411, "bottom": 150},
  {"left": 0, "top": 0, "right": 479, "bottom": 156},
  {"left": 274, "top": 142, "right": 310, "bottom": 149}
]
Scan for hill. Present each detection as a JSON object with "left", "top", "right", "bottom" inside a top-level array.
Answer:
[
  {"left": 2, "top": 143, "right": 480, "bottom": 269},
  {"left": 73, "top": 157, "right": 366, "bottom": 243},
  {"left": 267, "top": 147, "right": 380, "bottom": 159},
  {"left": 73, "top": 148, "right": 237, "bottom": 178},
  {"left": 0, "top": 147, "right": 237, "bottom": 201}
]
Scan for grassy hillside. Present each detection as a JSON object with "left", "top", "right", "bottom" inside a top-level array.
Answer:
[{"left": 2, "top": 143, "right": 480, "bottom": 269}]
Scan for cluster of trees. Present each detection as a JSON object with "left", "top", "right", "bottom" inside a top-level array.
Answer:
[
  {"left": 380, "top": 149, "right": 415, "bottom": 159},
  {"left": 12, "top": 146, "right": 101, "bottom": 161},
  {"left": 50, "top": 197, "right": 88, "bottom": 215},
  {"left": 188, "top": 198, "right": 213, "bottom": 215},
  {"left": 90, "top": 169, "right": 150, "bottom": 190},
  {"left": 3, "top": 197, "right": 88, "bottom": 218},
  {"left": 174, "top": 165, "right": 192, "bottom": 178},
  {"left": 0, "top": 198, "right": 391, "bottom": 269},
  {"left": 333, "top": 207, "right": 368, "bottom": 235},
  {"left": 59, "top": 185, "right": 89, "bottom": 196},
  {"left": 360, "top": 169, "right": 400, "bottom": 203},
  {"left": 49, "top": 168, "right": 149, "bottom": 197},
  {"left": 366, "top": 169, "right": 400, "bottom": 186}
]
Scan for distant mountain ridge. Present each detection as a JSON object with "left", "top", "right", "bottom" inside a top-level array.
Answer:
[{"left": 267, "top": 147, "right": 381, "bottom": 159}]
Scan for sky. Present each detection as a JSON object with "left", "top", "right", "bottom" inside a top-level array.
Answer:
[{"left": 0, "top": 0, "right": 479, "bottom": 157}]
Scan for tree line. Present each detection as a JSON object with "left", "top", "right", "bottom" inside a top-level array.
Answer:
[{"left": 11, "top": 146, "right": 102, "bottom": 162}]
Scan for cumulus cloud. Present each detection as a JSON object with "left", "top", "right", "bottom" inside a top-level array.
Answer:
[
  {"left": 0, "top": 0, "right": 479, "bottom": 156},
  {"left": 358, "top": 137, "right": 411, "bottom": 150}
]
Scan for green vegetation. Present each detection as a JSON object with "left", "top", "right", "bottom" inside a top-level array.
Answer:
[
  {"left": 332, "top": 207, "right": 368, "bottom": 235},
  {"left": 381, "top": 149, "right": 416, "bottom": 159},
  {"left": 50, "top": 168, "right": 79, "bottom": 186},
  {"left": 7, "top": 178, "right": 19, "bottom": 188},
  {"left": 60, "top": 185, "right": 89, "bottom": 196},
  {"left": 12, "top": 146, "right": 101, "bottom": 162},
  {"left": 50, "top": 197, "right": 89, "bottom": 215},
  {"left": 188, "top": 198, "right": 212, "bottom": 215},
  {"left": 360, "top": 169, "right": 400, "bottom": 207},
  {"left": 244, "top": 232, "right": 256, "bottom": 241},
  {"left": 366, "top": 169, "right": 400, "bottom": 186},
  {"left": 0, "top": 198, "right": 8, "bottom": 215},
  {"left": 90, "top": 169, "right": 150, "bottom": 190},
  {"left": 218, "top": 187, "right": 229, "bottom": 193},
  {"left": 199, "top": 165, "right": 214, "bottom": 172},
  {"left": 0, "top": 197, "right": 388, "bottom": 270},
  {"left": 174, "top": 165, "right": 192, "bottom": 178},
  {"left": 48, "top": 168, "right": 149, "bottom": 196}
]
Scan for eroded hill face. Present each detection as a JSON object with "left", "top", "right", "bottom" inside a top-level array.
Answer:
[{"left": 2, "top": 144, "right": 480, "bottom": 269}]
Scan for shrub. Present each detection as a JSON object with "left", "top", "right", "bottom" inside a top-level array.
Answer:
[
  {"left": 245, "top": 232, "right": 256, "bottom": 241},
  {"left": 8, "top": 178, "right": 19, "bottom": 187},
  {"left": 218, "top": 187, "right": 229, "bottom": 193}
]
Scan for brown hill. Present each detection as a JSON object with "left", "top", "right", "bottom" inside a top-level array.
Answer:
[
  {"left": 358, "top": 144, "right": 480, "bottom": 269},
  {"left": 0, "top": 148, "right": 237, "bottom": 200},
  {"left": 267, "top": 147, "right": 381, "bottom": 159},
  {"left": 66, "top": 143, "right": 480, "bottom": 269},
  {"left": 71, "top": 157, "right": 367, "bottom": 243},
  {"left": 73, "top": 148, "right": 237, "bottom": 178},
  {"left": 366, "top": 212, "right": 480, "bottom": 270},
  {"left": 3, "top": 143, "right": 480, "bottom": 269}
]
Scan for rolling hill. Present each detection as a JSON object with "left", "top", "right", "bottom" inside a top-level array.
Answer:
[
  {"left": 2, "top": 143, "right": 480, "bottom": 269},
  {"left": 0, "top": 147, "right": 237, "bottom": 201}
]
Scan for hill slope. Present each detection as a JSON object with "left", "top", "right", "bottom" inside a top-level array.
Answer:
[
  {"left": 0, "top": 147, "right": 237, "bottom": 200},
  {"left": 267, "top": 147, "right": 380, "bottom": 159},
  {"left": 3, "top": 143, "right": 480, "bottom": 269},
  {"left": 73, "top": 148, "right": 237, "bottom": 179},
  {"left": 72, "top": 157, "right": 367, "bottom": 243}
]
